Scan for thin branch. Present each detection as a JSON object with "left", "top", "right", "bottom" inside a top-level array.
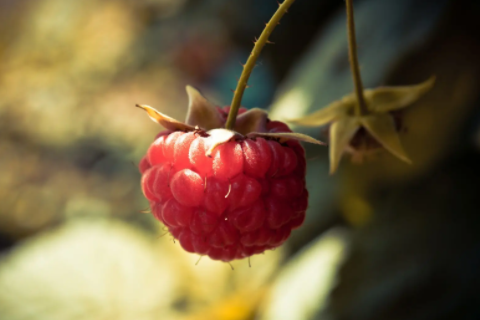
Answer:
[
  {"left": 225, "top": 0, "right": 296, "bottom": 129},
  {"left": 346, "top": 0, "right": 368, "bottom": 116}
]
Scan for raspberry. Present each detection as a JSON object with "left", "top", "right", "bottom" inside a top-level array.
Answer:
[{"left": 139, "top": 116, "right": 308, "bottom": 262}]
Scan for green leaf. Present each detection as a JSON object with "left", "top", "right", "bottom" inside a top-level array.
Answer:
[
  {"left": 135, "top": 104, "right": 196, "bottom": 132},
  {"left": 185, "top": 85, "right": 224, "bottom": 130},
  {"left": 289, "top": 96, "right": 354, "bottom": 127},
  {"left": 360, "top": 114, "right": 411, "bottom": 163},
  {"left": 329, "top": 117, "right": 360, "bottom": 174},
  {"left": 365, "top": 76, "right": 435, "bottom": 113}
]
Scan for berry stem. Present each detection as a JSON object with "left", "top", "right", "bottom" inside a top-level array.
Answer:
[
  {"left": 225, "top": 0, "right": 296, "bottom": 130},
  {"left": 346, "top": 0, "right": 368, "bottom": 116}
]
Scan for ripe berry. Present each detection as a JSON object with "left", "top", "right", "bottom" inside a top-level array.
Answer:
[
  {"left": 135, "top": 0, "right": 326, "bottom": 261},
  {"left": 139, "top": 112, "right": 308, "bottom": 262}
]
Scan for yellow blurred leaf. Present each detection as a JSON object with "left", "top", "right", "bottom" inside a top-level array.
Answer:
[
  {"left": 258, "top": 229, "right": 349, "bottom": 320},
  {"left": 365, "top": 76, "right": 435, "bottom": 113},
  {"left": 360, "top": 113, "right": 411, "bottom": 163},
  {"left": 187, "top": 290, "right": 265, "bottom": 320},
  {"left": 289, "top": 96, "right": 353, "bottom": 127},
  {"left": 0, "top": 219, "right": 181, "bottom": 320},
  {"left": 329, "top": 117, "right": 360, "bottom": 174}
]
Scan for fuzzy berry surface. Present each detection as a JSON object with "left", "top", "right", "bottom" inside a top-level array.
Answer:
[{"left": 140, "top": 108, "right": 308, "bottom": 261}]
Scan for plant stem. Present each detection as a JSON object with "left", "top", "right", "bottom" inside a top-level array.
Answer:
[
  {"left": 225, "top": 0, "right": 296, "bottom": 130},
  {"left": 346, "top": 0, "right": 368, "bottom": 116}
]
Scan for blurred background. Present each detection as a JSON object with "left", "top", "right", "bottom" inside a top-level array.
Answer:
[{"left": 0, "top": 0, "right": 480, "bottom": 319}]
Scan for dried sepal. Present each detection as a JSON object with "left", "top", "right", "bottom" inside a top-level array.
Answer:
[
  {"left": 204, "top": 129, "right": 242, "bottom": 157},
  {"left": 360, "top": 114, "right": 411, "bottom": 164},
  {"left": 185, "top": 86, "right": 224, "bottom": 130},
  {"left": 248, "top": 132, "right": 325, "bottom": 145},
  {"left": 135, "top": 104, "right": 196, "bottom": 132},
  {"left": 289, "top": 96, "right": 354, "bottom": 127},
  {"left": 365, "top": 76, "right": 435, "bottom": 113},
  {"left": 234, "top": 108, "right": 269, "bottom": 135},
  {"left": 329, "top": 117, "right": 360, "bottom": 174},
  {"left": 289, "top": 77, "right": 434, "bottom": 173},
  {"left": 138, "top": 86, "right": 325, "bottom": 157}
]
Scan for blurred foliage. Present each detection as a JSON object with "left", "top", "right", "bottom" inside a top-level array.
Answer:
[
  {"left": 0, "top": 0, "right": 480, "bottom": 319},
  {"left": 0, "top": 218, "right": 281, "bottom": 319},
  {"left": 258, "top": 229, "right": 349, "bottom": 320}
]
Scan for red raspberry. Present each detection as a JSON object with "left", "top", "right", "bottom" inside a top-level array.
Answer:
[{"left": 139, "top": 118, "right": 308, "bottom": 262}]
